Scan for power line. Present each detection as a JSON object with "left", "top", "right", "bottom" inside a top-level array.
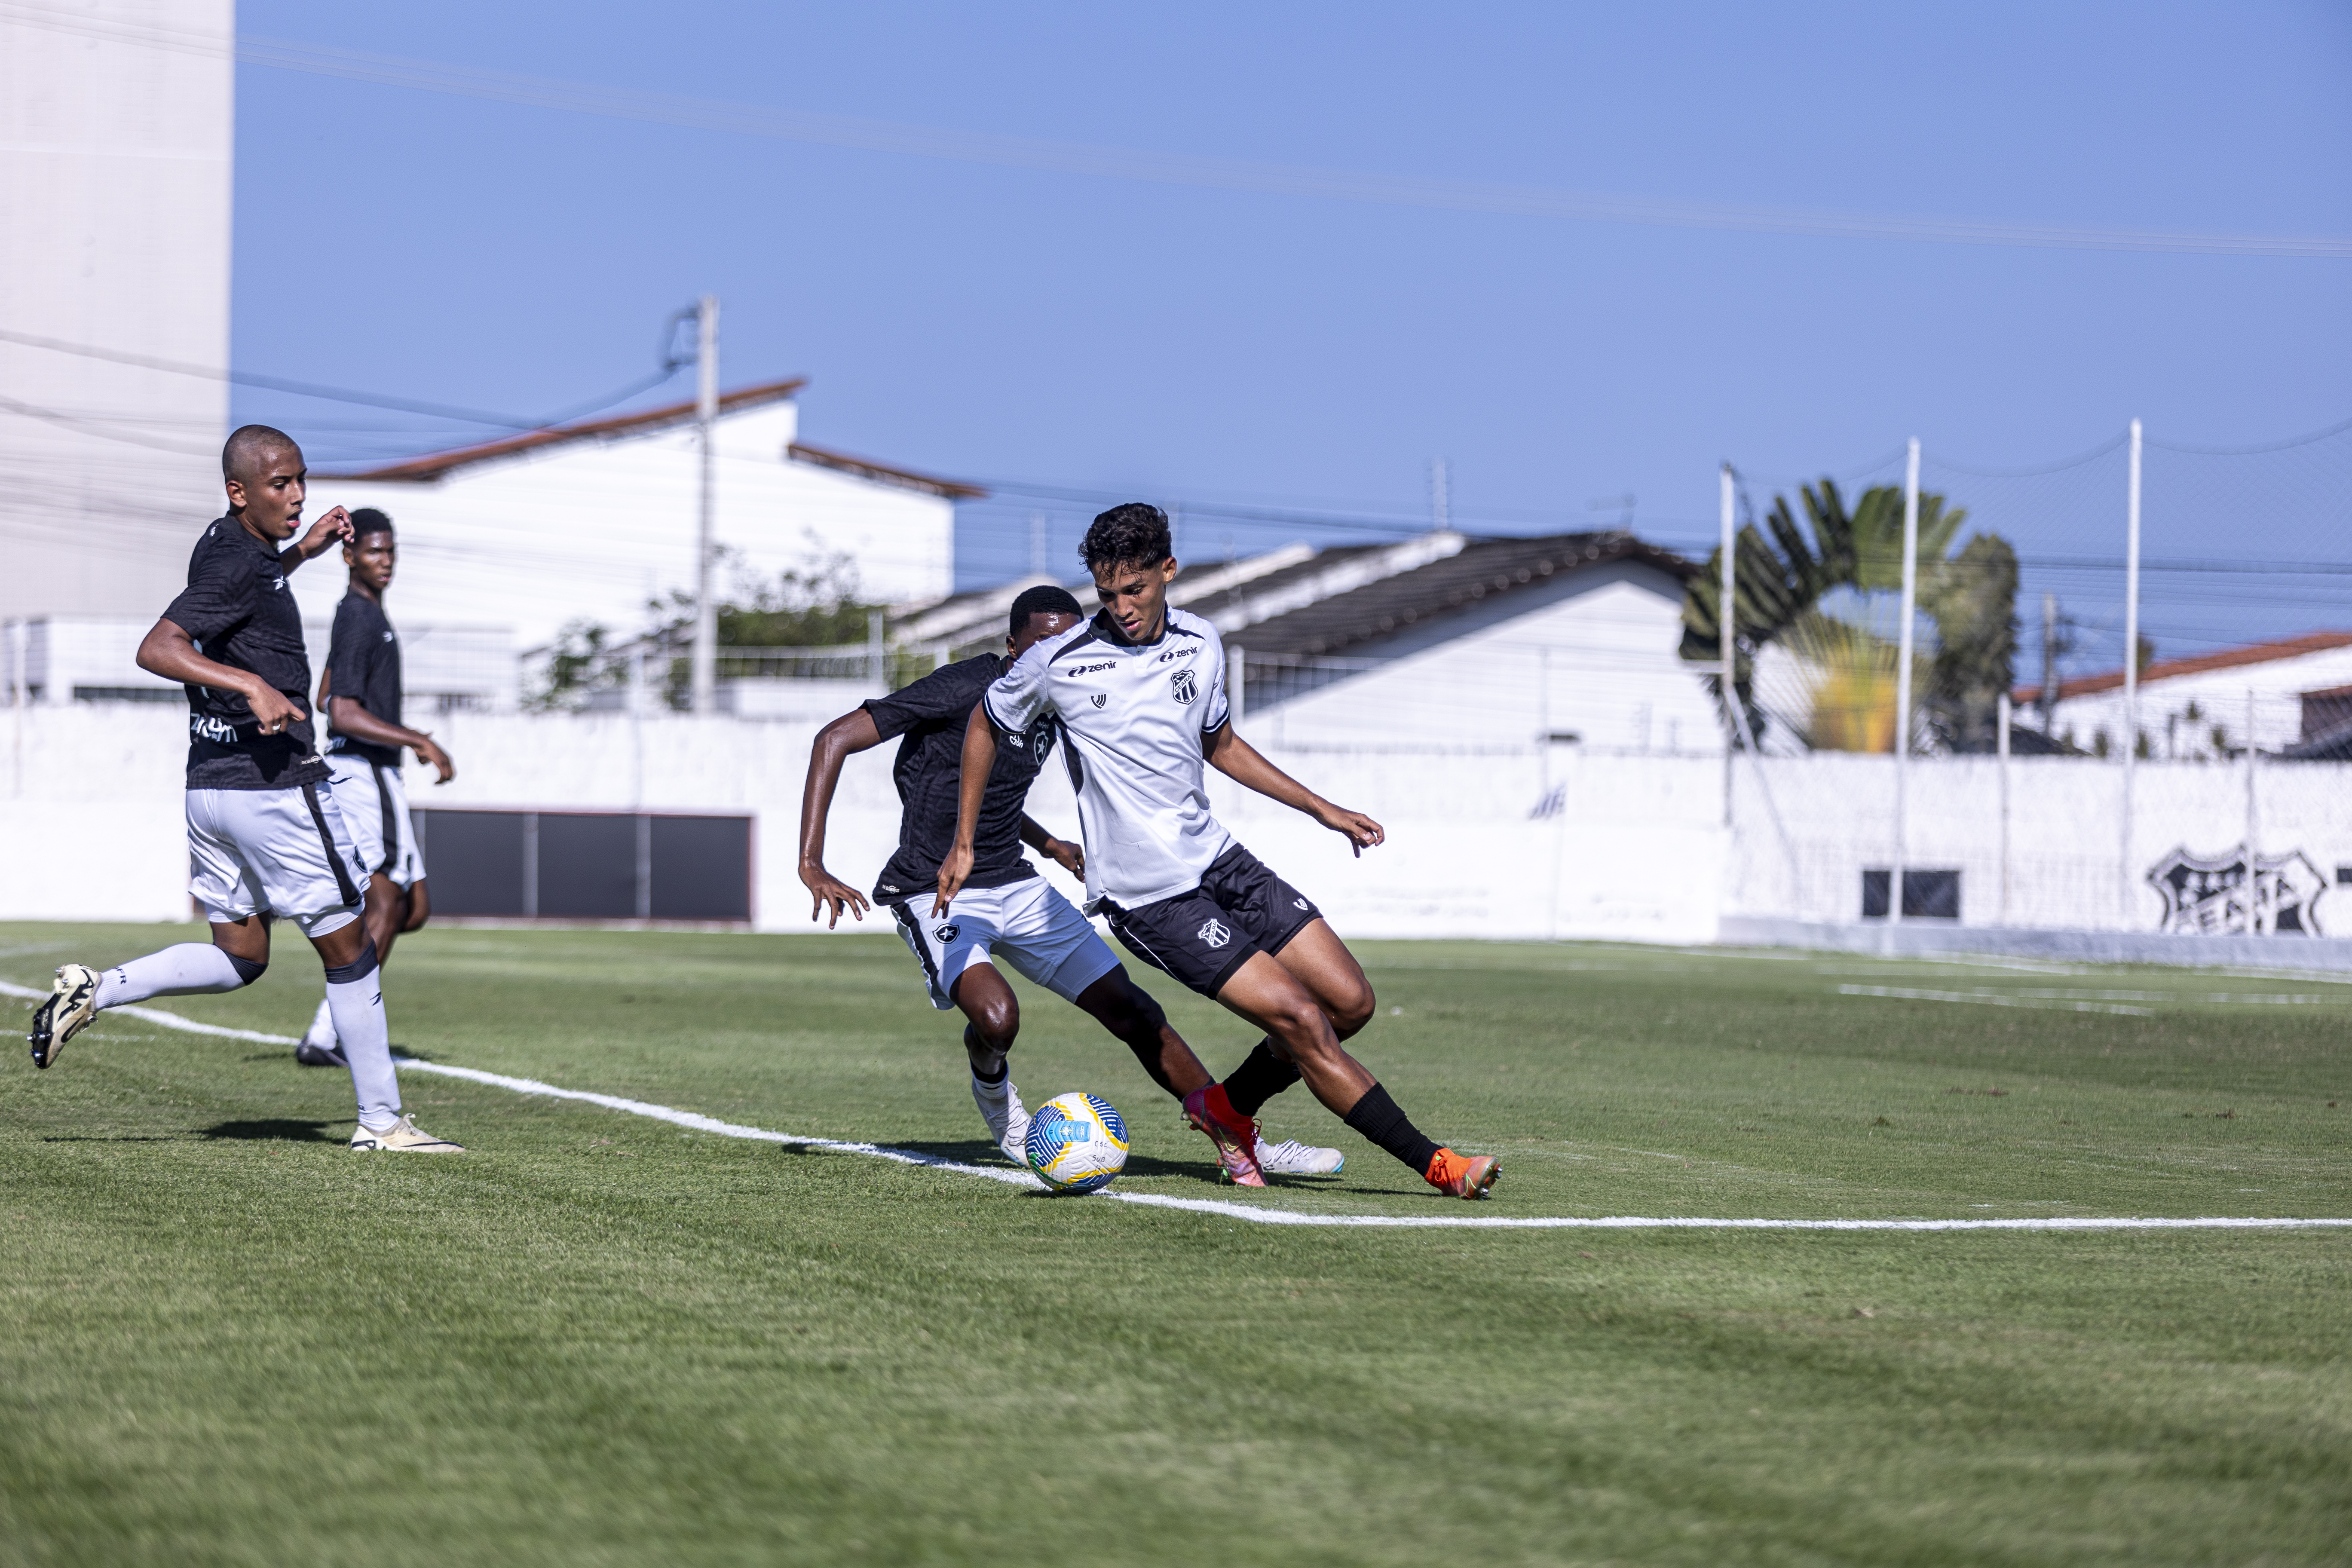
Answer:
[
  {"left": 6, "top": 1, "right": 2349, "bottom": 261},
  {"left": 0, "top": 324, "right": 686, "bottom": 431}
]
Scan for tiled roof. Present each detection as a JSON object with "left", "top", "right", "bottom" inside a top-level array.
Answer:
[
  {"left": 1227, "top": 531, "right": 1694, "bottom": 659},
  {"left": 2012, "top": 630, "right": 2352, "bottom": 705},
  {"left": 313, "top": 378, "right": 986, "bottom": 499}
]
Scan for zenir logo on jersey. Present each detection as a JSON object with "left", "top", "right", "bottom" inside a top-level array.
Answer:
[
  {"left": 1196, "top": 917, "right": 1230, "bottom": 949},
  {"left": 1170, "top": 669, "right": 1198, "bottom": 705}
]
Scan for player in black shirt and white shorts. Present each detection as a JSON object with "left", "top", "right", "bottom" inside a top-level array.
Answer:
[
  {"left": 797, "top": 585, "right": 1338, "bottom": 1177},
  {"left": 293, "top": 508, "right": 456, "bottom": 1067},
  {"left": 941, "top": 504, "right": 1497, "bottom": 1198},
  {"left": 26, "top": 426, "right": 461, "bottom": 1153}
]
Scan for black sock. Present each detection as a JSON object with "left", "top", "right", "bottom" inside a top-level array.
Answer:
[
  {"left": 1222, "top": 1039, "right": 1302, "bottom": 1118},
  {"left": 1341, "top": 1083, "right": 1442, "bottom": 1176},
  {"left": 965, "top": 1025, "right": 1008, "bottom": 1084}
]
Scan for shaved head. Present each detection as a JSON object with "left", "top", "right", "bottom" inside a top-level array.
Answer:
[{"left": 223, "top": 424, "right": 300, "bottom": 483}]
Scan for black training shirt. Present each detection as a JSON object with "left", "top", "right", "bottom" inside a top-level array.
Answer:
[
  {"left": 326, "top": 591, "right": 404, "bottom": 767},
  {"left": 164, "top": 518, "right": 331, "bottom": 791},
  {"left": 862, "top": 653, "right": 1056, "bottom": 904}
]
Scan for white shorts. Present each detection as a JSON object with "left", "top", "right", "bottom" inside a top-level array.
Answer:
[
  {"left": 327, "top": 752, "right": 424, "bottom": 888},
  {"left": 187, "top": 783, "right": 367, "bottom": 938},
  {"left": 889, "top": 875, "right": 1121, "bottom": 1012}
]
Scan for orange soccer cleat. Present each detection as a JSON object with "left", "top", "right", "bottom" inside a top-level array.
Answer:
[{"left": 1425, "top": 1148, "right": 1500, "bottom": 1200}]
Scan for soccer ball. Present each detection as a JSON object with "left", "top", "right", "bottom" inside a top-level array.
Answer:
[{"left": 1024, "top": 1092, "right": 1129, "bottom": 1194}]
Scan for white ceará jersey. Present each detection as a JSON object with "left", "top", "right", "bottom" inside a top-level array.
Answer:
[{"left": 984, "top": 606, "right": 1233, "bottom": 909}]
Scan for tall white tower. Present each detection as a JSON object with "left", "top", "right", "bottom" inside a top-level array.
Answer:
[{"left": 0, "top": 1, "right": 236, "bottom": 619}]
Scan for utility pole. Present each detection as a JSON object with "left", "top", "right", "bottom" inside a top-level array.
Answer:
[
  {"left": 1430, "top": 457, "right": 1450, "bottom": 533},
  {"left": 2040, "top": 593, "right": 2060, "bottom": 729},
  {"left": 1891, "top": 437, "right": 1920, "bottom": 926},
  {"left": 1719, "top": 463, "right": 1736, "bottom": 826},
  {"left": 689, "top": 294, "right": 720, "bottom": 716},
  {"left": 2122, "top": 417, "right": 2143, "bottom": 921}
]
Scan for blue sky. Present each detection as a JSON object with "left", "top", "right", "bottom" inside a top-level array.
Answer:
[{"left": 231, "top": 1, "right": 2352, "bottom": 667}]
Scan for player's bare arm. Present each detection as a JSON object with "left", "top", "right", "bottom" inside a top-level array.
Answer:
[
  {"left": 135, "top": 617, "right": 306, "bottom": 735},
  {"left": 327, "top": 696, "right": 454, "bottom": 783},
  {"left": 1020, "top": 814, "right": 1084, "bottom": 878},
  {"left": 797, "top": 707, "right": 885, "bottom": 927},
  {"left": 1204, "top": 722, "right": 1384, "bottom": 854},
  {"left": 934, "top": 703, "right": 998, "bottom": 913}
]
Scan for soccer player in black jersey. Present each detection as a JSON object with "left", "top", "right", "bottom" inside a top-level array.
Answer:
[
  {"left": 940, "top": 505, "right": 1497, "bottom": 1198},
  {"left": 26, "top": 427, "right": 461, "bottom": 1153},
  {"left": 797, "top": 584, "right": 1339, "bottom": 1176},
  {"left": 294, "top": 508, "right": 456, "bottom": 1067}
]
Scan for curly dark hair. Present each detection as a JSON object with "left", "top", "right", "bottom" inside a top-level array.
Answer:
[{"left": 1080, "top": 503, "right": 1172, "bottom": 573}]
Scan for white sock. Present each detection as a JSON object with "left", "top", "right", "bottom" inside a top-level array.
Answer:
[
  {"left": 326, "top": 965, "right": 401, "bottom": 1132},
  {"left": 302, "top": 995, "right": 337, "bottom": 1047},
  {"left": 92, "top": 944, "right": 247, "bottom": 1010}
]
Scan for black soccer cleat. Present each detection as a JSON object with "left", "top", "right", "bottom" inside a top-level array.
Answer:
[
  {"left": 294, "top": 1040, "right": 349, "bottom": 1069},
  {"left": 28, "top": 963, "right": 99, "bottom": 1070}
]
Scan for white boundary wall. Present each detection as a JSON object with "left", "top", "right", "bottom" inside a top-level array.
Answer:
[{"left": 8, "top": 705, "right": 2350, "bottom": 960}]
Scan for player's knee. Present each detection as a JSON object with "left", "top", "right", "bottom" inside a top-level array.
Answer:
[
  {"left": 222, "top": 952, "right": 266, "bottom": 988},
  {"left": 1328, "top": 981, "right": 1375, "bottom": 1039},
  {"left": 970, "top": 991, "right": 1019, "bottom": 1047},
  {"left": 1271, "top": 998, "right": 1333, "bottom": 1055}
]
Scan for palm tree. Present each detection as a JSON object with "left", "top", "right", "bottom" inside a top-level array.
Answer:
[{"left": 1680, "top": 478, "right": 2014, "bottom": 751}]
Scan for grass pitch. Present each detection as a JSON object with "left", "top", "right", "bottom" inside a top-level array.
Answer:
[{"left": 2, "top": 922, "right": 2349, "bottom": 1566}]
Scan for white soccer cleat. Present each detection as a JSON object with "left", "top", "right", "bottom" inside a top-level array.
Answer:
[
  {"left": 28, "top": 963, "right": 100, "bottom": 1070},
  {"left": 349, "top": 1115, "right": 465, "bottom": 1153},
  {"left": 972, "top": 1075, "right": 1032, "bottom": 1164},
  {"left": 1255, "top": 1136, "right": 1344, "bottom": 1177}
]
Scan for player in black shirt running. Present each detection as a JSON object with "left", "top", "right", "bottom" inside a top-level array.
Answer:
[
  {"left": 797, "top": 585, "right": 1337, "bottom": 1176},
  {"left": 26, "top": 426, "right": 459, "bottom": 1153},
  {"left": 294, "top": 508, "right": 456, "bottom": 1068}
]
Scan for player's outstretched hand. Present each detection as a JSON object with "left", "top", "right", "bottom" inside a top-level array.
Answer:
[
  {"left": 416, "top": 735, "right": 456, "bottom": 785},
  {"left": 800, "top": 862, "right": 869, "bottom": 928},
  {"left": 295, "top": 506, "right": 354, "bottom": 560},
  {"left": 1042, "top": 836, "right": 1085, "bottom": 878},
  {"left": 933, "top": 843, "right": 974, "bottom": 916},
  {"left": 1313, "top": 801, "right": 1385, "bottom": 857}
]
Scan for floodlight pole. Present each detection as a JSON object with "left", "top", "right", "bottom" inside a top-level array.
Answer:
[
  {"left": 690, "top": 294, "right": 720, "bottom": 716},
  {"left": 1997, "top": 692, "right": 2012, "bottom": 924},
  {"left": 1892, "top": 438, "right": 1920, "bottom": 926},
  {"left": 2121, "top": 417, "right": 2143, "bottom": 923}
]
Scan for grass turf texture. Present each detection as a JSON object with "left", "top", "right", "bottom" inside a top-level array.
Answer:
[{"left": 2, "top": 924, "right": 2349, "bottom": 1566}]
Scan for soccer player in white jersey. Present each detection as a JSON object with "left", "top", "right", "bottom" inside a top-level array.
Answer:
[
  {"left": 798, "top": 585, "right": 1341, "bottom": 1177},
  {"left": 25, "top": 426, "right": 460, "bottom": 1153},
  {"left": 294, "top": 508, "right": 455, "bottom": 1068},
  {"left": 939, "top": 504, "right": 1498, "bottom": 1198}
]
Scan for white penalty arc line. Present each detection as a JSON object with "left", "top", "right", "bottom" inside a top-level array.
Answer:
[{"left": 9, "top": 981, "right": 2352, "bottom": 1233}]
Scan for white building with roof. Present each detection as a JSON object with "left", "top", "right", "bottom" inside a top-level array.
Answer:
[
  {"left": 2017, "top": 631, "right": 2352, "bottom": 759},
  {"left": 301, "top": 380, "right": 976, "bottom": 659}
]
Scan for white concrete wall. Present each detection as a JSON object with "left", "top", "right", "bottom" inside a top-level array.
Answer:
[
  {"left": 296, "top": 404, "right": 955, "bottom": 654},
  {"left": 10, "top": 702, "right": 2347, "bottom": 948},
  {"left": 0, "top": 0, "right": 235, "bottom": 620},
  {"left": 1725, "top": 751, "right": 2352, "bottom": 934},
  {"left": 1243, "top": 562, "right": 1725, "bottom": 756}
]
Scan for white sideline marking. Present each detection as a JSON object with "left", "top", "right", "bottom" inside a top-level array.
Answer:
[
  {"left": 1838, "top": 983, "right": 2153, "bottom": 1017},
  {"left": 10, "top": 981, "right": 2352, "bottom": 1232}
]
